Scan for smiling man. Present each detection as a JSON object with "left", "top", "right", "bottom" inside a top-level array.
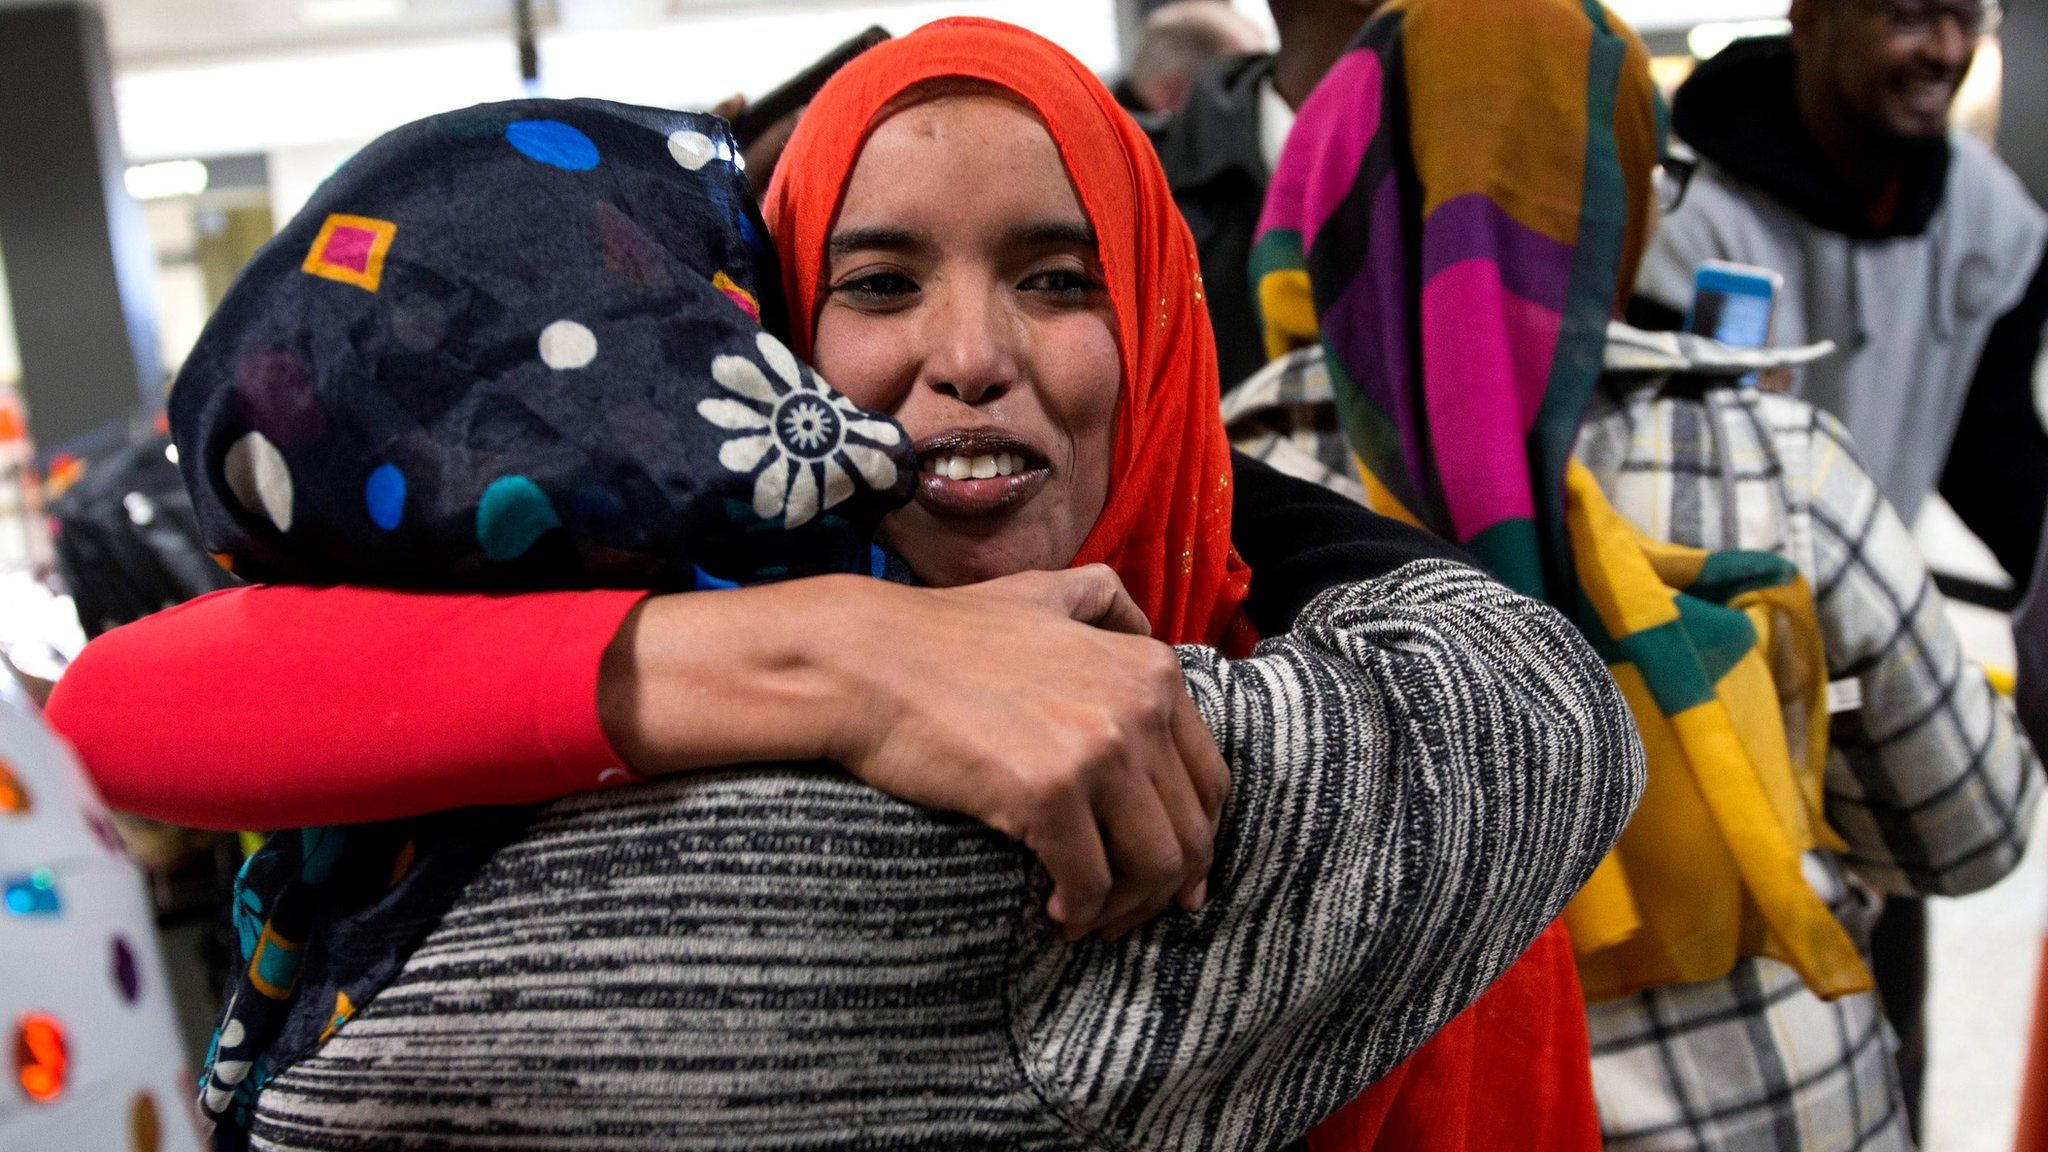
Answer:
[
  {"left": 1640, "top": 1, "right": 2048, "bottom": 587},
  {"left": 1634, "top": 1, "right": 2048, "bottom": 1142}
]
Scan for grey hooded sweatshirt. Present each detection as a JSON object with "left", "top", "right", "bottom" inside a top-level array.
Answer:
[{"left": 1636, "top": 36, "right": 2048, "bottom": 580}]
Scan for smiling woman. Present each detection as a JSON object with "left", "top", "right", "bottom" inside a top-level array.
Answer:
[{"left": 810, "top": 89, "right": 1119, "bottom": 585}]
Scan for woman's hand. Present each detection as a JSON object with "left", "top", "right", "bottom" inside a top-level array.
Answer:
[
  {"left": 599, "top": 566, "right": 1227, "bottom": 939},
  {"left": 827, "top": 567, "right": 1229, "bottom": 939}
]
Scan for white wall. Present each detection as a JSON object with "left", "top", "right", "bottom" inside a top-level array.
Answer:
[
  {"left": 116, "top": 0, "right": 1119, "bottom": 163},
  {"left": 1227, "top": 0, "right": 1787, "bottom": 37},
  {"left": 266, "top": 139, "right": 374, "bottom": 238}
]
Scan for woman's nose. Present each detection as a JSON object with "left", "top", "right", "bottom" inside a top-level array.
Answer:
[{"left": 921, "top": 281, "right": 1018, "bottom": 405}]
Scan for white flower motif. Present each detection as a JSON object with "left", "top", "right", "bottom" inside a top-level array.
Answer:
[{"left": 698, "top": 331, "right": 905, "bottom": 528}]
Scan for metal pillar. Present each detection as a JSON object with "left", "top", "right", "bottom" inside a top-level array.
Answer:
[{"left": 0, "top": 3, "right": 164, "bottom": 457}]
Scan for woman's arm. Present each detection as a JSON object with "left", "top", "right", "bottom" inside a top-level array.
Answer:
[
  {"left": 48, "top": 584, "right": 645, "bottom": 828},
  {"left": 1016, "top": 560, "right": 1645, "bottom": 1150},
  {"left": 49, "top": 459, "right": 1424, "bottom": 925},
  {"left": 46, "top": 568, "right": 1224, "bottom": 938},
  {"left": 609, "top": 567, "right": 1227, "bottom": 936}
]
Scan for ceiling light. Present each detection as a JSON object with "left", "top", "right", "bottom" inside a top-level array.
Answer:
[
  {"left": 299, "top": 0, "right": 406, "bottom": 28},
  {"left": 123, "top": 159, "right": 208, "bottom": 201},
  {"left": 1687, "top": 19, "right": 1791, "bottom": 60}
]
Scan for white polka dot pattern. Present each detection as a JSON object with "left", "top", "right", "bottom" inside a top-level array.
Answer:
[
  {"left": 225, "top": 431, "right": 295, "bottom": 533},
  {"left": 667, "top": 130, "right": 716, "bottom": 171},
  {"left": 538, "top": 320, "right": 599, "bottom": 370}
]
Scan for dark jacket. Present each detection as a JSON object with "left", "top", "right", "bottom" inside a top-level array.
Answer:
[{"left": 1147, "top": 52, "right": 1277, "bottom": 392}]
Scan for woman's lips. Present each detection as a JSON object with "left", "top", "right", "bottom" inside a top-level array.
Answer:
[
  {"left": 913, "top": 433, "right": 1051, "bottom": 518},
  {"left": 915, "top": 465, "right": 1052, "bottom": 517}
]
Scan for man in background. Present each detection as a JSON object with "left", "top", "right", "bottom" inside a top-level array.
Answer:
[
  {"left": 1635, "top": 0, "right": 2048, "bottom": 1133},
  {"left": 1638, "top": 0, "right": 2048, "bottom": 584},
  {"left": 1115, "top": 1, "right": 1269, "bottom": 116},
  {"left": 1147, "top": 0, "right": 1385, "bottom": 389}
]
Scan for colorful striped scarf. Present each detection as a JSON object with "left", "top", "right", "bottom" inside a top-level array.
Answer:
[{"left": 1252, "top": 0, "right": 1871, "bottom": 1002}]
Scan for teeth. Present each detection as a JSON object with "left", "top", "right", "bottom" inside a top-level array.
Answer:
[{"left": 927, "top": 452, "right": 1027, "bottom": 480}]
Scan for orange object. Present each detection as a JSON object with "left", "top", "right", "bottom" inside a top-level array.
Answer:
[
  {"left": 0, "top": 758, "right": 26, "bottom": 814},
  {"left": 1309, "top": 923, "right": 1601, "bottom": 1151},
  {"left": 301, "top": 213, "right": 400, "bottom": 294},
  {"left": 2014, "top": 937, "right": 2048, "bottom": 1152},
  {"left": 131, "top": 1090, "right": 161, "bottom": 1152},
  {"left": 45, "top": 454, "right": 84, "bottom": 499},
  {"left": 13, "top": 1012, "right": 68, "bottom": 1103}
]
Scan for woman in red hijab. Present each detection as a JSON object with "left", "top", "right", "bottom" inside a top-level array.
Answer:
[
  {"left": 49, "top": 18, "right": 1638, "bottom": 1149},
  {"left": 765, "top": 18, "right": 1607, "bottom": 1149}
]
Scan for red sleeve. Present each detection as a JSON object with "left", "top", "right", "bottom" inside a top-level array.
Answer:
[{"left": 44, "top": 584, "right": 648, "bottom": 830}]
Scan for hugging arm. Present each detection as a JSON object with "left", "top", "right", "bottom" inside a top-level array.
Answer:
[
  {"left": 47, "top": 456, "right": 1526, "bottom": 943},
  {"left": 1017, "top": 560, "right": 1645, "bottom": 1149},
  {"left": 46, "top": 569, "right": 1221, "bottom": 937},
  {"left": 47, "top": 585, "right": 647, "bottom": 829}
]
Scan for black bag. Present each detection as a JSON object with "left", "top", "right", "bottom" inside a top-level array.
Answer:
[{"left": 52, "top": 433, "right": 239, "bottom": 638}]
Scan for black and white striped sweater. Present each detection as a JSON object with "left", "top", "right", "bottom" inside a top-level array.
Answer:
[{"left": 250, "top": 560, "right": 1644, "bottom": 1151}]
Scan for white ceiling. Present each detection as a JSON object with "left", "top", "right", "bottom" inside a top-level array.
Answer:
[
  {"left": 105, "top": 0, "right": 1123, "bottom": 160},
  {"left": 10, "top": 0, "right": 1789, "bottom": 66},
  {"left": 0, "top": 0, "right": 825, "bottom": 65},
  {"left": 106, "top": 0, "right": 521, "bottom": 62}
]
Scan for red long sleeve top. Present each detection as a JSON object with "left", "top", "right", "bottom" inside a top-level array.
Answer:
[{"left": 45, "top": 584, "right": 646, "bottom": 829}]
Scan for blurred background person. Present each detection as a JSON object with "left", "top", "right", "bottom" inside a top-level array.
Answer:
[
  {"left": 1251, "top": 1, "right": 2043, "bottom": 1146},
  {"left": 1112, "top": 0, "right": 1268, "bottom": 114},
  {"left": 1638, "top": 0, "right": 2045, "bottom": 583},
  {"left": 1635, "top": 2, "right": 2048, "bottom": 1129},
  {"left": 1146, "top": 0, "right": 1385, "bottom": 390}
]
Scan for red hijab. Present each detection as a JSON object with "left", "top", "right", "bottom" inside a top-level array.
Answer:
[{"left": 764, "top": 17, "right": 1254, "bottom": 653}]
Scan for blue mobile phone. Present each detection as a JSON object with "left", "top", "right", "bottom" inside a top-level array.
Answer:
[{"left": 1686, "top": 260, "right": 1782, "bottom": 351}]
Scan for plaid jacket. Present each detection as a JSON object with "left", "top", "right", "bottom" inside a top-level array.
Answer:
[{"left": 1226, "top": 346, "right": 2042, "bottom": 1152}]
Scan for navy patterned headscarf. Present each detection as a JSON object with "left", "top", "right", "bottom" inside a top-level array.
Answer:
[
  {"left": 174, "top": 97, "right": 915, "bottom": 589},
  {"left": 177, "top": 99, "right": 917, "bottom": 1149}
]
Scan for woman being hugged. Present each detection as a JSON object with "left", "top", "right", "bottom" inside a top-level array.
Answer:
[{"left": 53, "top": 19, "right": 1641, "bottom": 1150}]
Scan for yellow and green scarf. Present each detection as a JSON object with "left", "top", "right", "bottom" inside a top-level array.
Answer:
[{"left": 1252, "top": 0, "right": 1870, "bottom": 1002}]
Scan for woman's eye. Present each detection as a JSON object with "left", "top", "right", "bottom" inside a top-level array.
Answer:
[
  {"left": 1021, "top": 268, "right": 1100, "bottom": 300},
  {"left": 837, "top": 271, "right": 918, "bottom": 301}
]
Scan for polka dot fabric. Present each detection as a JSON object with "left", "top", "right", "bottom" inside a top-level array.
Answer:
[
  {"left": 173, "top": 99, "right": 920, "bottom": 1152},
  {"left": 171, "top": 98, "right": 916, "bottom": 591}
]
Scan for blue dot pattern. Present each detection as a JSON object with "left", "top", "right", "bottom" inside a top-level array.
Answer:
[
  {"left": 364, "top": 464, "right": 406, "bottom": 530},
  {"left": 172, "top": 97, "right": 916, "bottom": 593},
  {"left": 503, "top": 119, "right": 601, "bottom": 170},
  {"left": 168, "top": 101, "right": 924, "bottom": 1148},
  {"left": 3, "top": 868, "right": 60, "bottom": 917},
  {"left": 476, "top": 475, "right": 562, "bottom": 562}
]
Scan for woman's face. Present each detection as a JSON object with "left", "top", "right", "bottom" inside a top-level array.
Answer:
[{"left": 811, "top": 93, "right": 1120, "bottom": 588}]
